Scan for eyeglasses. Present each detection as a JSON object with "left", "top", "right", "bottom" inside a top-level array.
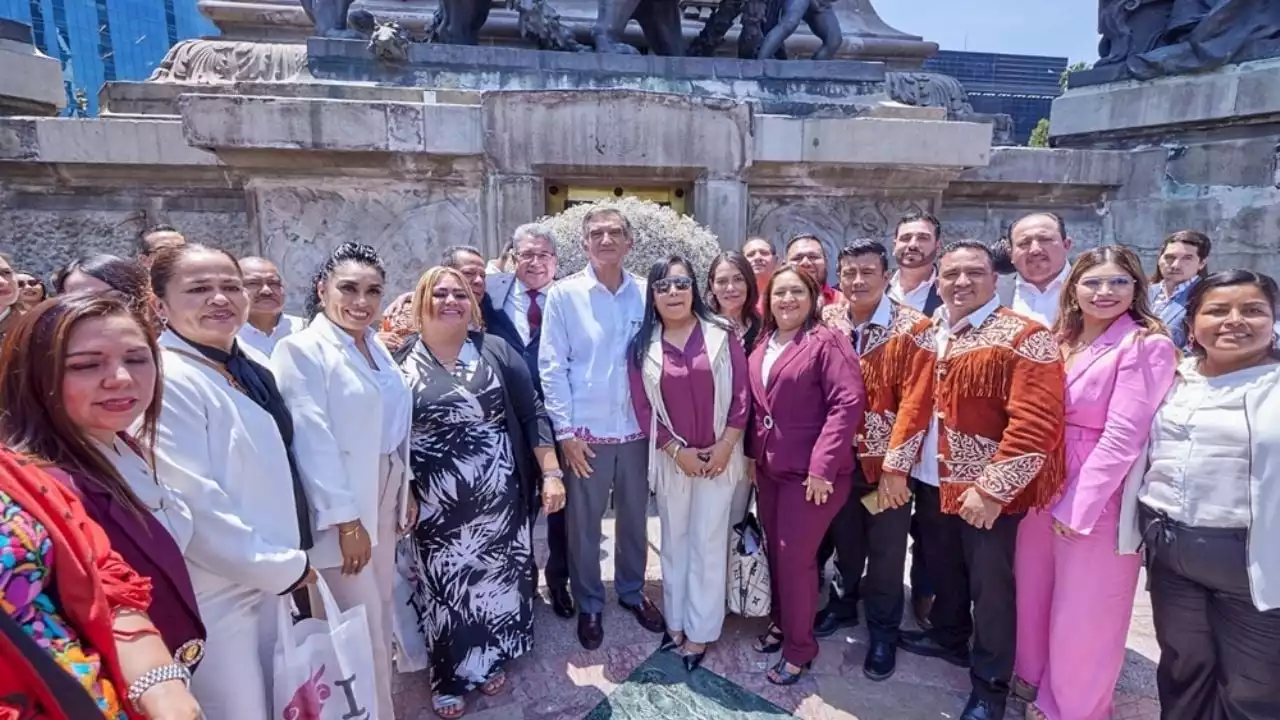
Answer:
[
  {"left": 16, "top": 279, "right": 42, "bottom": 289},
  {"left": 516, "top": 251, "right": 554, "bottom": 263},
  {"left": 1077, "top": 276, "right": 1134, "bottom": 292},
  {"left": 653, "top": 277, "right": 693, "bottom": 294}
]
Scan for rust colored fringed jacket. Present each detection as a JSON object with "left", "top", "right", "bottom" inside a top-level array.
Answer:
[
  {"left": 822, "top": 297, "right": 936, "bottom": 484},
  {"left": 883, "top": 305, "right": 1067, "bottom": 515},
  {"left": 0, "top": 449, "right": 153, "bottom": 720}
]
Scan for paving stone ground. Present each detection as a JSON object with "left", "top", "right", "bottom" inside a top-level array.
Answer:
[{"left": 393, "top": 506, "right": 1160, "bottom": 720}]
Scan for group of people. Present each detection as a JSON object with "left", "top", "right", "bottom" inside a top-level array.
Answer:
[{"left": 0, "top": 208, "right": 1276, "bottom": 720}]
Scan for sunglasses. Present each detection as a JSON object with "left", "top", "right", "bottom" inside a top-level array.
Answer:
[
  {"left": 16, "top": 279, "right": 42, "bottom": 289},
  {"left": 653, "top": 277, "right": 693, "bottom": 294}
]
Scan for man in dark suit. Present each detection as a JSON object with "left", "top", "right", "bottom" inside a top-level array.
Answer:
[{"left": 442, "top": 231, "right": 576, "bottom": 619}]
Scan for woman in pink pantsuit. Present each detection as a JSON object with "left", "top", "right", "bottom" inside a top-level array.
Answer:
[{"left": 1013, "top": 245, "right": 1178, "bottom": 720}]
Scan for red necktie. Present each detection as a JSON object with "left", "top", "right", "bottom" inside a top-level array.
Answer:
[{"left": 527, "top": 289, "right": 542, "bottom": 333}]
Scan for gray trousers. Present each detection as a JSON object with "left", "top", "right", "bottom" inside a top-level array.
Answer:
[{"left": 564, "top": 440, "right": 650, "bottom": 614}]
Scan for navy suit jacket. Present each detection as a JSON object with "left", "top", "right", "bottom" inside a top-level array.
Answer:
[{"left": 484, "top": 273, "right": 543, "bottom": 398}]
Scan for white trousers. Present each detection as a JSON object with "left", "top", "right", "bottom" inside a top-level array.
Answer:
[
  {"left": 313, "top": 452, "right": 401, "bottom": 720},
  {"left": 189, "top": 585, "right": 279, "bottom": 720},
  {"left": 656, "top": 472, "right": 738, "bottom": 643}
]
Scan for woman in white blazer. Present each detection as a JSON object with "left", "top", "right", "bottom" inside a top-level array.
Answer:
[
  {"left": 149, "top": 244, "right": 316, "bottom": 720},
  {"left": 272, "top": 243, "right": 413, "bottom": 720}
]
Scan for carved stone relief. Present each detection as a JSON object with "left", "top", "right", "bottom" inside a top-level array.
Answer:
[
  {"left": 252, "top": 181, "right": 480, "bottom": 311},
  {"left": 748, "top": 194, "right": 930, "bottom": 270}
]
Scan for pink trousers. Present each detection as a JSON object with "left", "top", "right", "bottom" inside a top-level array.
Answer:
[{"left": 1014, "top": 504, "right": 1141, "bottom": 720}]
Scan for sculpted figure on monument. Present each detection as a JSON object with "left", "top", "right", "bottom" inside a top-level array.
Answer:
[
  {"left": 754, "top": 0, "right": 842, "bottom": 60},
  {"left": 592, "top": 0, "right": 686, "bottom": 54},
  {"left": 302, "top": 0, "right": 365, "bottom": 38},
  {"left": 1096, "top": 0, "right": 1280, "bottom": 80}
]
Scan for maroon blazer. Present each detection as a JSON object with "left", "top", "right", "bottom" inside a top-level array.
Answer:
[
  {"left": 50, "top": 465, "right": 206, "bottom": 667},
  {"left": 748, "top": 324, "right": 866, "bottom": 484}
]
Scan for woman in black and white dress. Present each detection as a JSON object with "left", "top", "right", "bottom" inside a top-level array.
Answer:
[{"left": 398, "top": 266, "right": 565, "bottom": 720}]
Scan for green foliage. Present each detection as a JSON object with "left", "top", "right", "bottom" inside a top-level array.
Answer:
[
  {"left": 1029, "top": 118, "right": 1051, "bottom": 148},
  {"left": 1060, "top": 61, "right": 1092, "bottom": 92}
]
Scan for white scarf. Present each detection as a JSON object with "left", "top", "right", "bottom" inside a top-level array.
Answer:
[{"left": 641, "top": 320, "right": 746, "bottom": 494}]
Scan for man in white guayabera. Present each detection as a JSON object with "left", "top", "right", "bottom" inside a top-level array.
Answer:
[{"left": 538, "top": 207, "right": 667, "bottom": 650}]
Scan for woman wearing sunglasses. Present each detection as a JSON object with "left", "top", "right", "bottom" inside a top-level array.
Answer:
[{"left": 627, "top": 255, "right": 750, "bottom": 671}]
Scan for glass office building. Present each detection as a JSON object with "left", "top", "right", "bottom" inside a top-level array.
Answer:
[
  {"left": 924, "top": 50, "right": 1068, "bottom": 145},
  {"left": 0, "top": 0, "right": 215, "bottom": 115}
]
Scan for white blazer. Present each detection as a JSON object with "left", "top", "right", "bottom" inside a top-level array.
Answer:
[
  {"left": 270, "top": 313, "right": 412, "bottom": 570},
  {"left": 153, "top": 331, "right": 309, "bottom": 599}
]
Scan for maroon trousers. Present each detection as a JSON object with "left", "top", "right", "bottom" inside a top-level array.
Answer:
[{"left": 756, "top": 469, "right": 850, "bottom": 665}]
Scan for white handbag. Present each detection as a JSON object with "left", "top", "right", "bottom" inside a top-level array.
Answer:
[
  {"left": 272, "top": 575, "right": 380, "bottom": 719},
  {"left": 727, "top": 490, "right": 772, "bottom": 618},
  {"left": 390, "top": 534, "right": 431, "bottom": 674}
]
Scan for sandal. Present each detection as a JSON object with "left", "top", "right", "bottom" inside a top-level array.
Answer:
[
  {"left": 432, "top": 694, "right": 466, "bottom": 719},
  {"left": 658, "top": 630, "right": 685, "bottom": 652},
  {"left": 479, "top": 670, "right": 507, "bottom": 697},
  {"left": 766, "top": 658, "right": 811, "bottom": 686},
  {"left": 753, "top": 625, "right": 784, "bottom": 654}
]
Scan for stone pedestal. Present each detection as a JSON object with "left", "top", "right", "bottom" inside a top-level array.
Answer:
[
  {"left": 0, "top": 21, "right": 65, "bottom": 117},
  {"left": 1049, "top": 57, "right": 1280, "bottom": 278}
]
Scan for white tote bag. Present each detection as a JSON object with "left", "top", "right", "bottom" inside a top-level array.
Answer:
[
  {"left": 391, "top": 535, "right": 430, "bottom": 674},
  {"left": 272, "top": 576, "right": 379, "bottom": 720},
  {"left": 727, "top": 491, "right": 772, "bottom": 618}
]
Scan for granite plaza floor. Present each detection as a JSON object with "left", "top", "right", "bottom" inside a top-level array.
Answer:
[{"left": 392, "top": 506, "right": 1160, "bottom": 720}]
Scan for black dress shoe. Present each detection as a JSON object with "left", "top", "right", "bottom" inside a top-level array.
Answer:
[
  {"left": 548, "top": 586, "right": 575, "bottom": 619},
  {"left": 577, "top": 613, "right": 603, "bottom": 650},
  {"left": 682, "top": 648, "right": 707, "bottom": 672},
  {"left": 812, "top": 606, "right": 859, "bottom": 638},
  {"left": 862, "top": 640, "right": 896, "bottom": 681},
  {"left": 960, "top": 693, "right": 1006, "bottom": 720},
  {"left": 619, "top": 596, "right": 666, "bottom": 634},
  {"left": 898, "top": 630, "right": 970, "bottom": 668},
  {"left": 911, "top": 592, "right": 935, "bottom": 631}
]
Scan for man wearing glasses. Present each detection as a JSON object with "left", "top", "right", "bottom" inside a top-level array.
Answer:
[
  {"left": 489, "top": 223, "right": 577, "bottom": 620},
  {"left": 237, "top": 256, "right": 306, "bottom": 356}
]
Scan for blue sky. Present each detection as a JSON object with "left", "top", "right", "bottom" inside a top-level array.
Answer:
[{"left": 876, "top": 0, "right": 1102, "bottom": 64}]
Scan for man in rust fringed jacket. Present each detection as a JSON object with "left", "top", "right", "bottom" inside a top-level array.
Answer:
[
  {"left": 817, "top": 240, "right": 936, "bottom": 681},
  {"left": 893, "top": 240, "right": 1066, "bottom": 720}
]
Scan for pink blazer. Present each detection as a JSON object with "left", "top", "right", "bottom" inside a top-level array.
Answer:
[
  {"left": 1051, "top": 315, "right": 1178, "bottom": 534},
  {"left": 747, "top": 324, "right": 865, "bottom": 484}
]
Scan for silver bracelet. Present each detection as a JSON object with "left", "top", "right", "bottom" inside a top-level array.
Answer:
[{"left": 126, "top": 662, "right": 191, "bottom": 703}]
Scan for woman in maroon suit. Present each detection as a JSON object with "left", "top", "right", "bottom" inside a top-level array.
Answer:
[{"left": 748, "top": 263, "right": 865, "bottom": 685}]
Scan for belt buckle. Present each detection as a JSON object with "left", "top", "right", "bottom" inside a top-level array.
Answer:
[{"left": 762, "top": 415, "right": 774, "bottom": 430}]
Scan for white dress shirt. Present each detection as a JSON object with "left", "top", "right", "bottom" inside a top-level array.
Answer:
[
  {"left": 913, "top": 295, "right": 1002, "bottom": 487},
  {"left": 502, "top": 278, "right": 538, "bottom": 346},
  {"left": 237, "top": 313, "right": 306, "bottom": 356},
  {"left": 888, "top": 269, "right": 937, "bottom": 313},
  {"left": 1010, "top": 265, "right": 1069, "bottom": 327},
  {"left": 761, "top": 334, "right": 786, "bottom": 387},
  {"left": 539, "top": 265, "right": 646, "bottom": 443},
  {"left": 854, "top": 294, "right": 894, "bottom": 354},
  {"left": 333, "top": 326, "right": 413, "bottom": 456},
  {"left": 98, "top": 436, "right": 194, "bottom": 552}
]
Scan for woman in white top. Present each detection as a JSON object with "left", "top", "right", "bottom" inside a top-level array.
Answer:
[
  {"left": 272, "top": 242, "right": 413, "bottom": 720},
  {"left": 1120, "top": 269, "right": 1280, "bottom": 720},
  {"left": 148, "top": 244, "right": 316, "bottom": 720},
  {"left": 0, "top": 291, "right": 204, "bottom": 719}
]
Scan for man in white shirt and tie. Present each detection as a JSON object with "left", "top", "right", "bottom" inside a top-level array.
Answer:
[
  {"left": 539, "top": 207, "right": 666, "bottom": 650},
  {"left": 237, "top": 256, "right": 306, "bottom": 356},
  {"left": 998, "top": 212, "right": 1073, "bottom": 328}
]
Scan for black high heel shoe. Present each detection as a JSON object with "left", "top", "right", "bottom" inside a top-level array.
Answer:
[
  {"left": 682, "top": 645, "right": 707, "bottom": 672},
  {"left": 752, "top": 625, "right": 783, "bottom": 654},
  {"left": 658, "top": 631, "right": 682, "bottom": 653},
  {"left": 766, "top": 658, "right": 811, "bottom": 686}
]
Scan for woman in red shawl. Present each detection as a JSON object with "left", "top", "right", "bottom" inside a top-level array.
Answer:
[{"left": 0, "top": 448, "right": 201, "bottom": 719}]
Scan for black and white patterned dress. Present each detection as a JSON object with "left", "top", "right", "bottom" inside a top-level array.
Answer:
[{"left": 400, "top": 338, "right": 534, "bottom": 697}]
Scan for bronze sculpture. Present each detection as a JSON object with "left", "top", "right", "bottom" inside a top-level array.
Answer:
[
  {"left": 591, "top": 0, "right": 686, "bottom": 55},
  {"left": 754, "top": 0, "right": 842, "bottom": 60},
  {"left": 1095, "top": 0, "right": 1280, "bottom": 80}
]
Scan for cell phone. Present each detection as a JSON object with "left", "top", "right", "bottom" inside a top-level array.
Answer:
[{"left": 862, "top": 489, "right": 911, "bottom": 515}]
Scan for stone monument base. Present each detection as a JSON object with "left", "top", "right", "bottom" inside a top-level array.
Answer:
[
  {"left": 0, "top": 20, "right": 65, "bottom": 116},
  {"left": 306, "top": 39, "right": 889, "bottom": 116}
]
